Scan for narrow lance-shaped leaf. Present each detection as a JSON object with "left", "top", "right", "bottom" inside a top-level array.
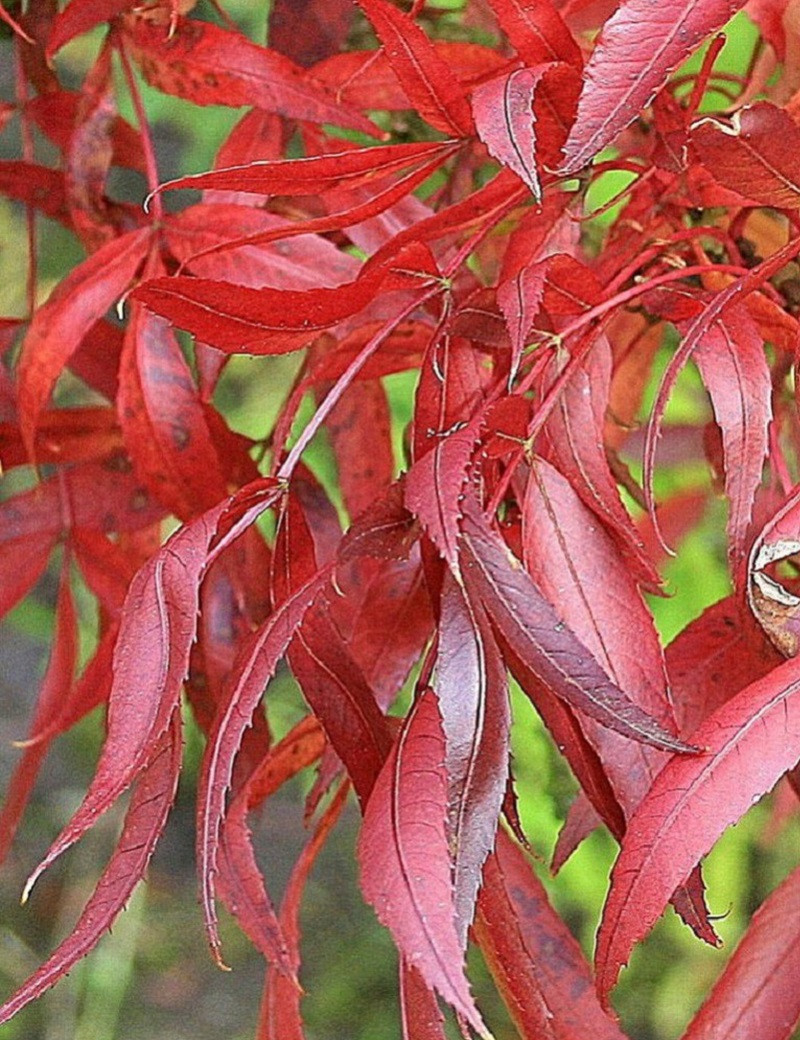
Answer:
[
  {"left": 118, "top": 301, "right": 229, "bottom": 520},
  {"left": 472, "top": 66, "right": 547, "bottom": 200},
  {"left": 133, "top": 243, "right": 440, "bottom": 355},
  {"left": 358, "top": 690, "right": 489, "bottom": 1037},
  {"left": 437, "top": 573, "right": 509, "bottom": 946},
  {"left": 401, "top": 961, "right": 448, "bottom": 1040},
  {"left": 152, "top": 140, "right": 454, "bottom": 199},
  {"left": 595, "top": 653, "right": 800, "bottom": 1005},
  {"left": 17, "top": 226, "right": 151, "bottom": 457},
  {"left": 561, "top": 0, "right": 746, "bottom": 173},
  {"left": 196, "top": 562, "right": 331, "bottom": 964},
  {"left": 0, "top": 711, "right": 181, "bottom": 1027},
  {"left": 259, "top": 780, "right": 349, "bottom": 1040},
  {"left": 460, "top": 499, "right": 692, "bottom": 752},
  {"left": 356, "top": 0, "right": 475, "bottom": 136},
  {"left": 122, "top": 12, "right": 378, "bottom": 136},
  {"left": 0, "top": 558, "right": 77, "bottom": 865},
  {"left": 486, "top": 0, "right": 582, "bottom": 68}
]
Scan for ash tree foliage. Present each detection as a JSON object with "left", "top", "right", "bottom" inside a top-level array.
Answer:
[{"left": 4, "top": 0, "right": 800, "bottom": 1036}]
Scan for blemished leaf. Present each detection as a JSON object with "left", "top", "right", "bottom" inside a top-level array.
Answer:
[
  {"left": 122, "top": 12, "right": 379, "bottom": 136},
  {"left": 475, "top": 829, "right": 628, "bottom": 1040},
  {"left": 561, "top": 0, "right": 746, "bottom": 172},
  {"left": 595, "top": 652, "right": 800, "bottom": 1004},
  {"left": 358, "top": 690, "right": 489, "bottom": 1037},
  {"left": 9, "top": 0, "right": 800, "bottom": 1032},
  {"left": 118, "top": 301, "right": 228, "bottom": 519},
  {"left": 682, "top": 862, "right": 800, "bottom": 1040}
]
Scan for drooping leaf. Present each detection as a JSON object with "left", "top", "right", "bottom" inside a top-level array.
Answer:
[
  {"left": 437, "top": 573, "right": 509, "bottom": 944},
  {"left": 196, "top": 560, "right": 331, "bottom": 963},
  {"left": 22, "top": 480, "right": 283, "bottom": 900},
  {"left": 0, "top": 558, "right": 77, "bottom": 865},
  {"left": 259, "top": 781, "right": 349, "bottom": 1040},
  {"left": 460, "top": 499, "right": 691, "bottom": 752},
  {"left": 358, "top": 690, "right": 488, "bottom": 1037}
]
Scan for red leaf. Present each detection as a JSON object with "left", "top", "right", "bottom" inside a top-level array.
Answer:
[
  {"left": 17, "top": 226, "right": 151, "bottom": 457},
  {"left": 356, "top": 0, "right": 475, "bottom": 136},
  {"left": 123, "top": 13, "right": 378, "bottom": 136},
  {"left": 358, "top": 690, "right": 488, "bottom": 1036},
  {"left": 0, "top": 161, "right": 71, "bottom": 226},
  {"left": 65, "top": 43, "right": 118, "bottom": 250},
  {"left": 539, "top": 335, "right": 660, "bottom": 591},
  {"left": 22, "top": 481, "right": 282, "bottom": 900},
  {"left": 692, "top": 103, "right": 800, "bottom": 210},
  {"left": 133, "top": 246, "right": 439, "bottom": 355},
  {"left": 561, "top": 0, "right": 745, "bottom": 172},
  {"left": 269, "top": 0, "right": 354, "bottom": 67},
  {"left": 486, "top": 0, "right": 582, "bottom": 67},
  {"left": 155, "top": 140, "right": 453, "bottom": 198},
  {"left": 472, "top": 66, "right": 548, "bottom": 199},
  {"left": 646, "top": 286, "right": 771, "bottom": 577},
  {"left": 0, "top": 533, "right": 57, "bottom": 620},
  {"left": 46, "top": 0, "right": 136, "bottom": 56},
  {"left": 0, "top": 711, "right": 181, "bottom": 1026},
  {"left": 522, "top": 457, "right": 673, "bottom": 819},
  {"left": 196, "top": 562, "right": 330, "bottom": 963},
  {"left": 682, "top": 863, "right": 800, "bottom": 1040},
  {"left": 324, "top": 378, "right": 395, "bottom": 521},
  {"left": 460, "top": 500, "right": 691, "bottom": 752},
  {"left": 405, "top": 418, "right": 480, "bottom": 570},
  {"left": 595, "top": 653, "right": 800, "bottom": 1004},
  {"left": 401, "top": 961, "right": 448, "bottom": 1040},
  {"left": 497, "top": 258, "right": 547, "bottom": 383},
  {"left": 437, "top": 574, "right": 509, "bottom": 943},
  {"left": 118, "top": 302, "right": 228, "bottom": 519},
  {"left": 475, "top": 829, "right": 627, "bottom": 1040}
]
